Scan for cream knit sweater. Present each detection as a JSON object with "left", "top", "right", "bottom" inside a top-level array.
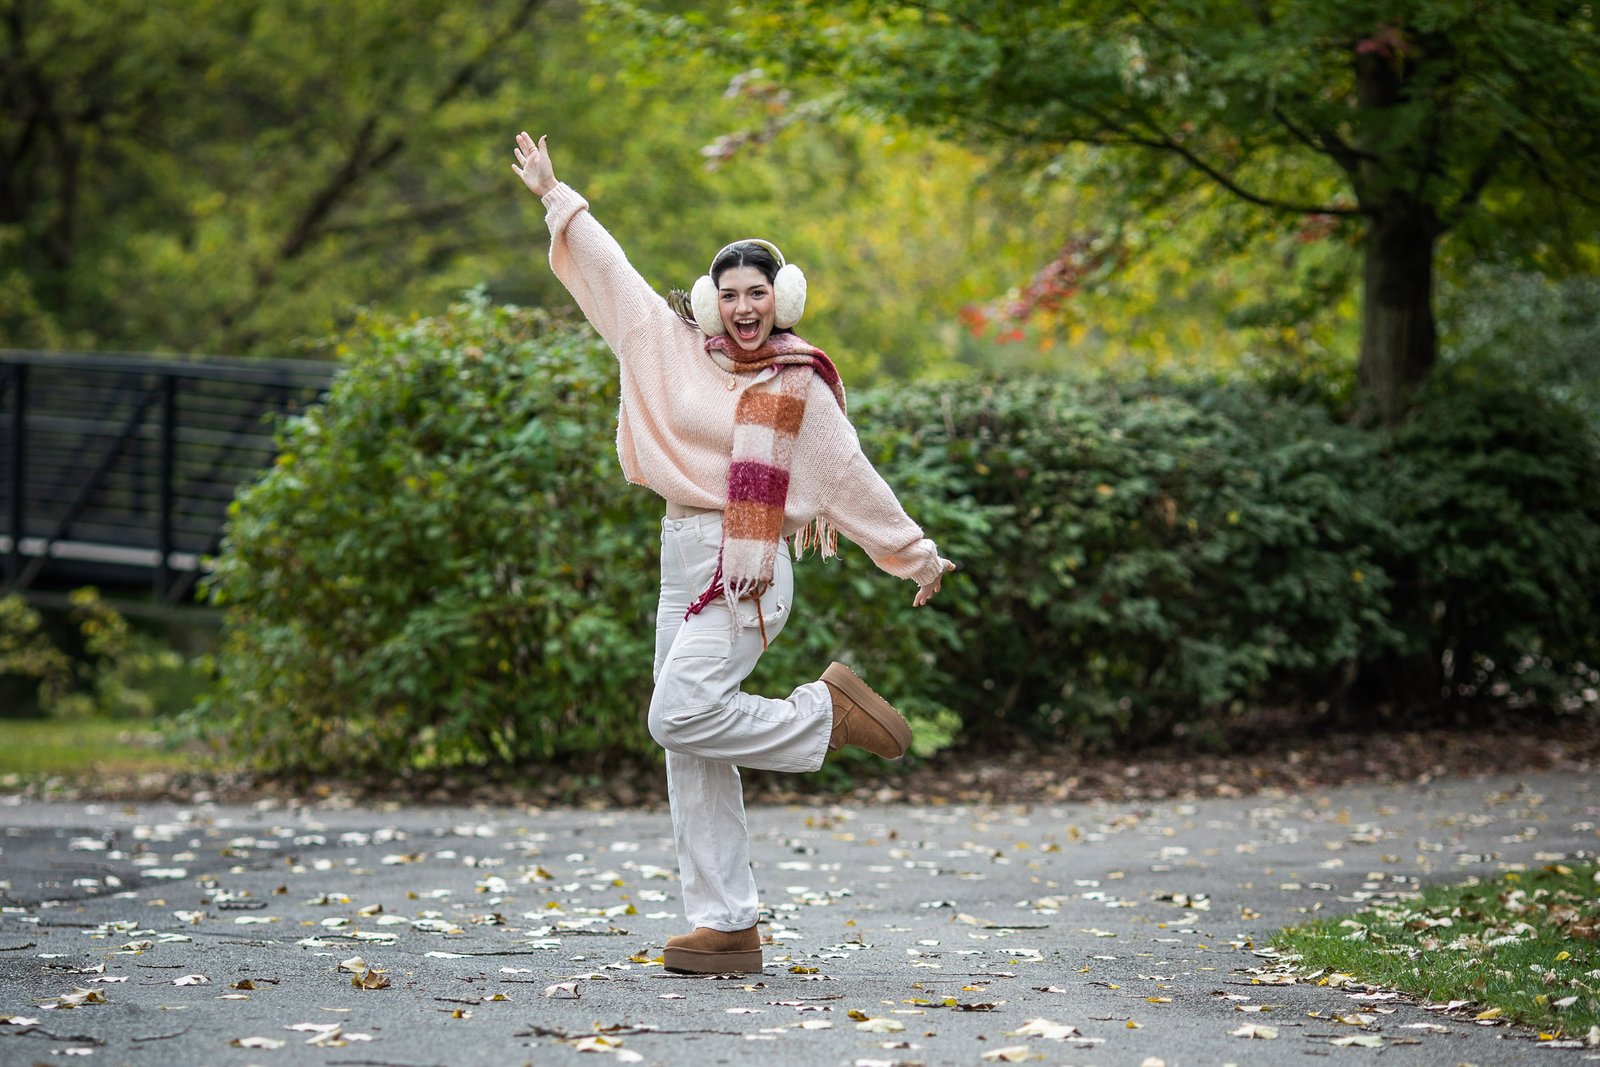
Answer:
[{"left": 541, "top": 182, "right": 946, "bottom": 589}]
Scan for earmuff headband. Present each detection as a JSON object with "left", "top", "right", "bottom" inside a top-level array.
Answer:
[
  {"left": 710, "top": 238, "right": 787, "bottom": 272},
  {"left": 689, "top": 238, "right": 808, "bottom": 336}
]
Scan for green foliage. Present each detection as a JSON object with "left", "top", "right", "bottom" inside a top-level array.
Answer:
[
  {"left": 850, "top": 376, "right": 1400, "bottom": 746},
  {"left": 200, "top": 300, "right": 1600, "bottom": 773},
  {"left": 199, "top": 295, "right": 659, "bottom": 771},
  {"left": 0, "top": 590, "right": 188, "bottom": 719},
  {"left": 1440, "top": 270, "right": 1600, "bottom": 434},
  {"left": 1371, "top": 374, "right": 1600, "bottom": 709},
  {"left": 606, "top": 0, "right": 1600, "bottom": 420},
  {"left": 0, "top": 595, "right": 73, "bottom": 712}
]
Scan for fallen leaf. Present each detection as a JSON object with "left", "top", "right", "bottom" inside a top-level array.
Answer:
[
  {"left": 980, "top": 1046, "right": 1037, "bottom": 1063},
  {"left": 1010, "top": 1018, "right": 1079, "bottom": 1039},
  {"left": 231, "top": 1037, "right": 286, "bottom": 1049},
  {"left": 856, "top": 1018, "right": 906, "bottom": 1033},
  {"left": 306, "top": 1024, "right": 344, "bottom": 1047},
  {"left": 545, "top": 981, "right": 580, "bottom": 998},
  {"left": 1331, "top": 1034, "right": 1385, "bottom": 1048},
  {"left": 351, "top": 969, "right": 389, "bottom": 990},
  {"left": 40, "top": 988, "right": 107, "bottom": 1008},
  {"left": 1230, "top": 1023, "right": 1278, "bottom": 1039},
  {"left": 173, "top": 974, "right": 210, "bottom": 986}
]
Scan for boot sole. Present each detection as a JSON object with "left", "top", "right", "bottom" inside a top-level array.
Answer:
[
  {"left": 662, "top": 946, "right": 764, "bottom": 974},
  {"left": 821, "top": 662, "right": 912, "bottom": 758}
]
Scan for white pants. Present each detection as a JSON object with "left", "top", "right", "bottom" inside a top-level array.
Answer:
[{"left": 649, "top": 513, "right": 834, "bottom": 932}]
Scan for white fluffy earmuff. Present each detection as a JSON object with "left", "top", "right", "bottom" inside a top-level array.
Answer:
[{"left": 689, "top": 238, "right": 807, "bottom": 335}]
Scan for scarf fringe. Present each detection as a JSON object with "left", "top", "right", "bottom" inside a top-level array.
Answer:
[
  {"left": 793, "top": 517, "right": 839, "bottom": 561},
  {"left": 684, "top": 559, "right": 771, "bottom": 649},
  {"left": 686, "top": 519, "right": 837, "bottom": 627}
]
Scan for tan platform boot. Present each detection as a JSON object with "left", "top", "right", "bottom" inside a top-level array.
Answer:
[
  {"left": 662, "top": 925, "right": 763, "bottom": 974},
  {"left": 821, "top": 662, "right": 912, "bottom": 759}
]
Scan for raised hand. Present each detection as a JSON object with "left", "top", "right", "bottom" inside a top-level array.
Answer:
[{"left": 512, "top": 131, "right": 556, "bottom": 197}]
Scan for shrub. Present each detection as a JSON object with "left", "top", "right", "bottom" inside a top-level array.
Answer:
[
  {"left": 199, "top": 297, "right": 653, "bottom": 772},
  {"left": 0, "top": 589, "right": 188, "bottom": 718},
  {"left": 1367, "top": 374, "right": 1600, "bottom": 712},
  {"left": 851, "top": 377, "right": 1400, "bottom": 746},
  {"left": 198, "top": 295, "right": 1600, "bottom": 773},
  {"left": 0, "top": 594, "right": 72, "bottom": 713}
]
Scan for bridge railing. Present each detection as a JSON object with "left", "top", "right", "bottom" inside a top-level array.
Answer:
[{"left": 1, "top": 350, "right": 335, "bottom": 603}]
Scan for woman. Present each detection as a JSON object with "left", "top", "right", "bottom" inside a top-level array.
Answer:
[{"left": 512, "top": 131, "right": 954, "bottom": 974}]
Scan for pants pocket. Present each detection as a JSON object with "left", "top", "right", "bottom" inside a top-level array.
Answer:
[{"left": 734, "top": 587, "right": 790, "bottom": 641}]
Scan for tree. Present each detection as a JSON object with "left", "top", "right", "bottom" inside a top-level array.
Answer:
[
  {"left": 1, "top": 0, "right": 1087, "bottom": 378},
  {"left": 1, "top": 0, "right": 551, "bottom": 354},
  {"left": 613, "top": 0, "right": 1600, "bottom": 422}
]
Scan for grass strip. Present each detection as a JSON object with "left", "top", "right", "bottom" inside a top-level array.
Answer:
[
  {"left": 0, "top": 718, "right": 207, "bottom": 779},
  {"left": 1276, "top": 862, "right": 1600, "bottom": 1041}
]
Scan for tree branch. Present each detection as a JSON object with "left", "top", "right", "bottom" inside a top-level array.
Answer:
[
  {"left": 276, "top": 0, "right": 546, "bottom": 265},
  {"left": 1115, "top": 99, "right": 1361, "bottom": 216},
  {"left": 1271, "top": 105, "right": 1368, "bottom": 174},
  {"left": 219, "top": 0, "right": 547, "bottom": 348}
]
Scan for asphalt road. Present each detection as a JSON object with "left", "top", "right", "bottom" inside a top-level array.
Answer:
[{"left": 1, "top": 768, "right": 1596, "bottom": 1067}]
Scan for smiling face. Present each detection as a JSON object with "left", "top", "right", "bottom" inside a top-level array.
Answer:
[{"left": 716, "top": 265, "right": 777, "bottom": 352}]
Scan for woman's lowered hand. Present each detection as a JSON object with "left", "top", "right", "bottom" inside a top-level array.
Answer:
[
  {"left": 512, "top": 131, "right": 557, "bottom": 197},
  {"left": 913, "top": 558, "right": 956, "bottom": 607}
]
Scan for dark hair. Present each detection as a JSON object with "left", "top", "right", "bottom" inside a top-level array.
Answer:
[
  {"left": 668, "top": 240, "right": 791, "bottom": 334},
  {"left": 711, "top": 241, "right": 781, "bottom": 286}
]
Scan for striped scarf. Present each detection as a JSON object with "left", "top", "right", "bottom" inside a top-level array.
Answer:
[{"left": 687, "top": 332, "right": 847, "bottom": 626}]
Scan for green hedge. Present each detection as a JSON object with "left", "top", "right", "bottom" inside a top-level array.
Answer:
[{"left": 195, "top": 295, "right": 1600, "bottom": 772}]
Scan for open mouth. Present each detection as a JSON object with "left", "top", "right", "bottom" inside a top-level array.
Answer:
[{"left": 734, "top": 318, "right": 762, "bottom": 342}]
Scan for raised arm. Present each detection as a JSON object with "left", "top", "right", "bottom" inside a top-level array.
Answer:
[{"left": 512, "top": 131, "right": 675, "bottom": 351}]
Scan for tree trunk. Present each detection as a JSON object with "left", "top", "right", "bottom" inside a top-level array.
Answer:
[{"left": 1356, "top": 201, "right": 1439, "bottom": 426}]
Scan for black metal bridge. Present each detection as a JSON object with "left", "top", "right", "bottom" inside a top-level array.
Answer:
[{"left": 1, "top": 350, "right": 335, "bottom": 605}]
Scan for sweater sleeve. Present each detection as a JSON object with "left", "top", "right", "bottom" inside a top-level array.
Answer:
[
  {"left": 541, "top": 182, "right": 677, "bottom": 352},
  {"left": 818, "top": 433, "right": 949, "bottom": 588}
]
